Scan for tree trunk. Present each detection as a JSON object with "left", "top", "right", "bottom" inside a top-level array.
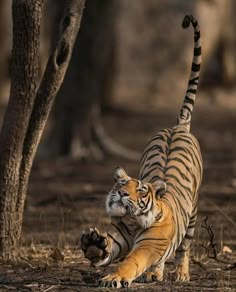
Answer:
[
  {"left": 51, "top": 0, "right": 117, "bottom": 157},
  {"left": 0, "top": 0, "right": 85, "bottom": 261},
  {"left": 0, "top": 0, "right": 42, "bottom": 260}
]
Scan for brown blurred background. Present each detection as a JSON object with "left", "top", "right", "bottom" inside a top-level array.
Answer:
[{"left": 0, "top": 1, "right": 235, "bottom": 290}]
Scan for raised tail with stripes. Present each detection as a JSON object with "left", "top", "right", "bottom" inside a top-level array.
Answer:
[{"left": 177, "top": 14, "right": 201, "bottom": 131}]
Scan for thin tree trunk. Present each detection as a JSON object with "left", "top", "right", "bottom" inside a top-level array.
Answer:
[
  {"left": 17, "top": 0, "right": 85, "bottom": 238},
  {"left": 0, "top": 0, "right": 42, "bottom": 260},
  {"left": 0, "top": 0, "right": 85, "bottom": 260}
]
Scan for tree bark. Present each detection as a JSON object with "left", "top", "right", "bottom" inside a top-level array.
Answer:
[
  {"left": 0, "top": 0, "right": 42, "bottom": 260},
  {"left": 0, "top": 0, "right": 85, "bottom": 260}
]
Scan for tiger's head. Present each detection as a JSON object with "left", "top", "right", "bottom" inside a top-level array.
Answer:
[{"left": 106, "top": 167, "right": 166, "bottom": 228}]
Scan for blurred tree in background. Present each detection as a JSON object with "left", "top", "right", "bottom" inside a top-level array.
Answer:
[
  {"left": 49, "top": 0, "right": 117, "bottom": 158},
  {"left": 43, "top": 0, "right": 139, "bottom": 161}
]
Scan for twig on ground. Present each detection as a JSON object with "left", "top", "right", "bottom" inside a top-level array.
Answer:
[
  {"left": 42, "top": 285, "right": 60, "bottom": 292},
  {"left": 192, "top": 217, "right": 236, "bottom": 270},
  {"left": 200, "top": 216, "right": 218, "bottom": 259}
]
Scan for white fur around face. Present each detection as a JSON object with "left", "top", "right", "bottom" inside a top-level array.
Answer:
[
  {"left": 137, "top": 209, "right": 158, "bottom": 229},
  {"left": 106, "top": 192, "right": 127, "bottom": 217}
]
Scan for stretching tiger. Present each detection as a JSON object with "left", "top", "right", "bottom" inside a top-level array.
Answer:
[{"left": 81, "top": 14, "right": 203, "bottom": 288}]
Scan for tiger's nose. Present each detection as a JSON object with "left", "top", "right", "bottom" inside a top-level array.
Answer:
[{"left": 118, "top": 190, "right": 129, "bottom": 197}]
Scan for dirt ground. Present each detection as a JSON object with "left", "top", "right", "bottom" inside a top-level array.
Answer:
[{"left": 0, "top": 101, "right": 236, "bottom": 291}]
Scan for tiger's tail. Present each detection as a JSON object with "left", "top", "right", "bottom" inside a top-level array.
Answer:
[{"left": 177, "top": 14, "right": 201, "bottom": 131}]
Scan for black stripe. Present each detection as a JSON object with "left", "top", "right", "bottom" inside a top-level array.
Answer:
[
  {"left": 141, "top": 148, "right": 165, "bottom": 166},
  {"left": 141, "top": 135, "right": 167, "bottom": 161},
  {"left": 188, "top": 77, "right": 199, "bottom": 85},
  {"left": 149, "top": 134, "right": 167, "bottom": 144},
  {"left": 185, "top": 234, "right": 194, "bottom": 240},
  {"left": 142, "top": 164, "right": 164, "bottom": 180},
  {"left": 194, "top": 46, "right": 201, "bottom": 56},
  {"left": 145, "top": 144, "right": 165, "bottom": 155},
  {"left": 111, "top": 223, "right": 130, "bottom": 250},
  {"left": 150, "top": 175, "right": 163, "bottom": 183},
  {"left": 165, "top": 174, "right": 192, "bottom": 194},
  {"left": 166, "top": 188, "right": 191, "bottom": 226},
  {"left": 182, "top": 104, "right": 192, "bottom": 113},
  {"left": 141, "top": 167, "right": 156, "bottom": 180},
  {"left": 172, "top": 130, "right": 189, "bottom": 138},
  {"left": 142, "top": 195, "right": 151, "bottom": 210},
  {"left": 146, "top": 152, "right": 165, "bottom": 163},
  {"left": 119, "top": 220, "right": 132, "bottom": 236},
  {"left": 168, "top": 146, "right": 189, "bottom": 155},
  {"left": 135, "top": 237, "right": 168, "bottom": 245},
  {"left": 161, "top": 128, "right": 172, "bottom": 135},
  {"left": 192, "top": 19, "right": 198, "bottom": 28},
  {"left": 174, "top": 182, "right": 192, "bottom": 206},
  {"left": 194, "top": 31, "right": 200, "bottom": 42},
  {"left": 172, "top": 131, "right": 200, "bottom": 151},
  {"left": 184, "top": 96, "right": 195, "bottom": 106},
  {"left": 167, "top": 182, "right": 191, "bottom": 208},
  {"left": 165, "top": 194, "right": 182, "bottom": 241},
  {"left": 186, "top": 89, "right": 197, "bottom": 96},
  {"left": 140, "top": 150, "right": 148, "bottom": 165},
  {"left": 165, "top": 165, "right": 191, "bottom": 183},
  {"left": 166, "top": 157, "right": 191, "bottom": 172},
  {"left": 191, "top": 63, "right": 201, "bottom": 72},
  {"left": 148, "top": 161, "right": 165, "bottom": 171},
  {"left": 107, "top": 233, "right": 122, "bottom": 259},
  {"left": 187, "top": 146, "right": 202, "bottom": 171},
  {"left": 136, "top": 225, "right": 161, "bottom": 239},
  {"left": 176, "top": 249, "right": 187, "bottom": 253},
  {"left": 188, "top": 223, "right": 196, "bottom": 228},
  {"left": 166, "top": 189, "right": 183, "bottom": 216},
  {"left": 172, "top": 136, "right": 194, "bottom": 146}
]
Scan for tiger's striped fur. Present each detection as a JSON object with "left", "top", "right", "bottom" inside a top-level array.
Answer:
[{"left": 81, "top": 14, "right": 203, "bottom": 288}]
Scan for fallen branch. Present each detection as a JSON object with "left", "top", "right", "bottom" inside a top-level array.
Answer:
[
  {"left": 192, "top": 217, "right": 236, "bottom": 271},
  {"left": 200, "top": 216, "right": 218, "bottom": 259}
]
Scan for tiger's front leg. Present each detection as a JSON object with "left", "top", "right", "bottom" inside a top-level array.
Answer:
[
  {"left": 81, "top": 219, "right": 133, "bottom": 267},
  {"left": 99, "top": 238, "right": 170, "bottom": 288},
  {"left": 100, "top": 211, "right": 175, "bottom": 288}
]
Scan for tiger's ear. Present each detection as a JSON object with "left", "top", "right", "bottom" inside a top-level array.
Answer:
[
  {"left": 152, "top": 179, "right": 166, "bottom": 199},
  {"left": 114, "top": 167, "right": 131, "bottom": 182}
]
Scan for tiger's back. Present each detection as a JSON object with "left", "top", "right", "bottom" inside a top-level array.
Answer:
[{"left": 140, "top": 125, "right": 203, "bottom": 248}]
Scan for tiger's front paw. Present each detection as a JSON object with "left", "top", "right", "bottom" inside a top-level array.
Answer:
[
  {"left": 80, "top": 227, "right": 110, "bottom": 266},
  {"left": 99, "top": 273, "right": 132, "bottom": 288},
  {"left": 141, "top": 271, "right": 164, "bottom": 283}
]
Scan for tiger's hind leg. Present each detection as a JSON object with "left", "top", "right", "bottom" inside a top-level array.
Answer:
[
  {"left": 141, "top": 261, "right": 165, "bottom": 282},
  {"left": 174, "top": 208, "right": 198, "bottom": 282}
]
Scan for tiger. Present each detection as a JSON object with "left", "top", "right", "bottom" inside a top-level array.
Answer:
[{"left": 81, "top": 14, "right": 203, "bottom": 288}]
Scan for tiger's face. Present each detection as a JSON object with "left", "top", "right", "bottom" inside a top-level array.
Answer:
[{"left": 106, "top": 167, "right": 166, "bottom": 228}]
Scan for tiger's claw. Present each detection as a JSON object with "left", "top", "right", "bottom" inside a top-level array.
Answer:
[{"left": 99, "top": 273, "right": 131, "bottom": 288}]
